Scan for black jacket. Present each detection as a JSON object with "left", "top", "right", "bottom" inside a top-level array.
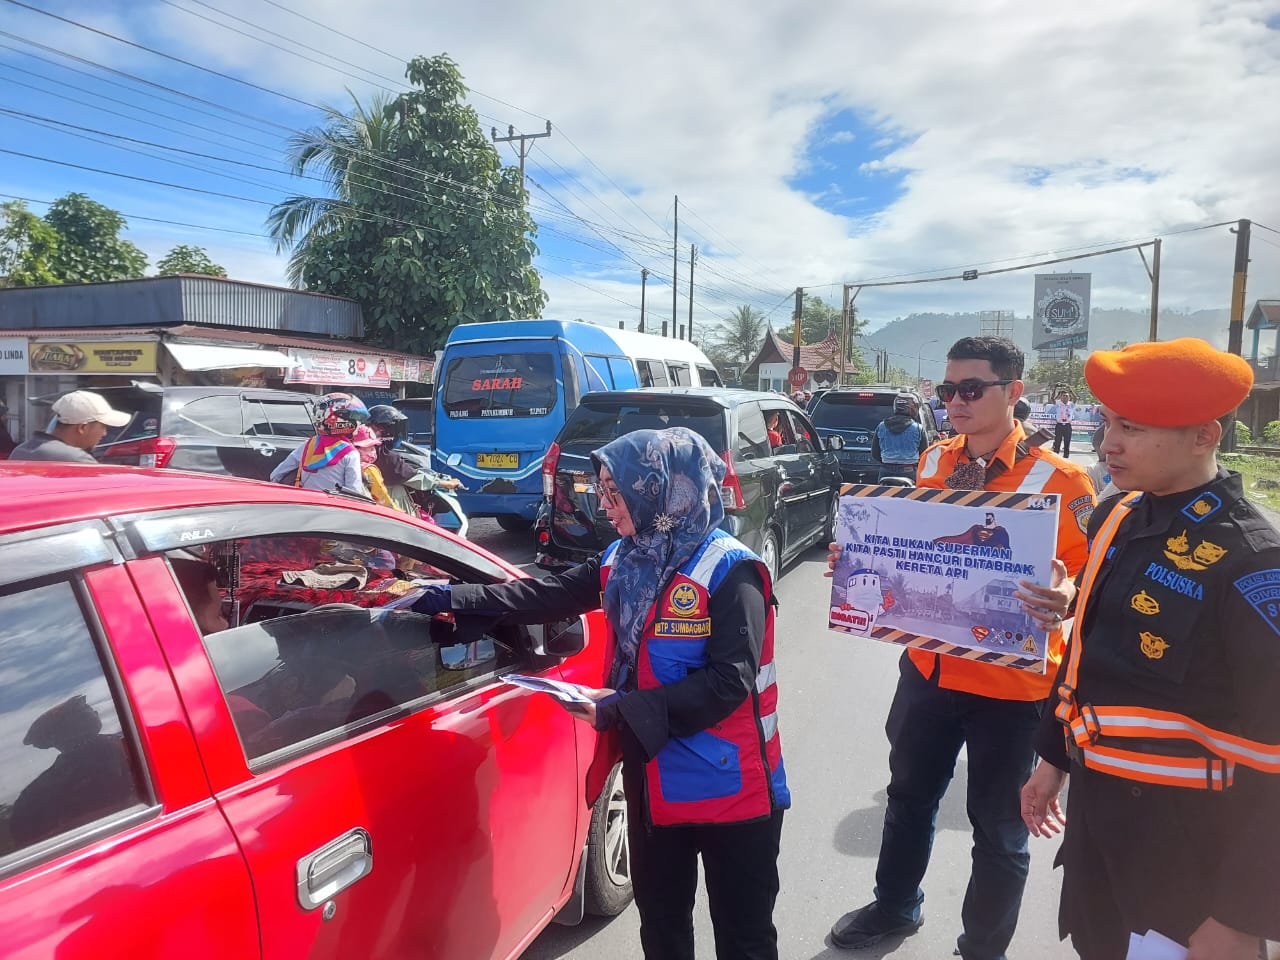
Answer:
[
  {"left": 452, "top": 556, "right": 766, "bottom": 761},
  {"left": 1036, "top": 471, "right": 1280, "bottom": 943}
]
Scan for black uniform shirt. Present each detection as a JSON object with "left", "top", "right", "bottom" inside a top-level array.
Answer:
[{"left": 1035, "top": 470, "right": 1280, "bottom": 938}]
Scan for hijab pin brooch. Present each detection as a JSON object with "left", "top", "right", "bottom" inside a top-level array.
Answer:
[{"left": 653, "top": 513, "right": 678, "bottom": 533}]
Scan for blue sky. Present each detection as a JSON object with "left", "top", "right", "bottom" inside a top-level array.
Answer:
[{"left": 2, "top": 0, "right": 1279, "bottom": 347}]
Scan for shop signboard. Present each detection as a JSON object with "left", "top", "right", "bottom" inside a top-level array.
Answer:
[
  {"left": 1, "top": 338, "right": 28, "bottom": 375},
  {"left": 27, "top": 340, "right": 158, "bottom": 375},
  {"left": 285, "top": 349, "right": 393, "bottom": 388}
]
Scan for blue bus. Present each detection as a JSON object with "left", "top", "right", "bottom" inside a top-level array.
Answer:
[{"left": 432, "top": 320, "right": 722, "bottom": 528}]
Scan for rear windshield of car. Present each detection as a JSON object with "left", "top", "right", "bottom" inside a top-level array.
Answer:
[
  {"left": 558, "top": 401, "right": 729, "bottom": 456},
  {"left": 441, "top": 353, "right": 557, "bottom": 419},
  {"left": 811, "top": 394, "right": 897, "bottom": 431},
  {"left": 89, "top": 390, "right": 163, "bottom": 447}
]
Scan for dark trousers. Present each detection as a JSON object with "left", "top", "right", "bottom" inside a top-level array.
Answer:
[
  {"left": 872, "top": 656, "right": 1042, "bottom": 960},
  {"left": 622, "top": 752, "right": 784, "bottom": 960},
  {"left": 1052, "top": 422, "right": 1073, "bottom": 457}
]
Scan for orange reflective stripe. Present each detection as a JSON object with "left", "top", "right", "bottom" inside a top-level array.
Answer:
[
  {"left": 1077, "top": 743, "right": 1235, "bottom": 790},
  {"left": 1070, "top": 707, "right": 1280, "bottom": 774},
  {"left": 1054, "top": 493, "right": 1141, "bottom": 725}
]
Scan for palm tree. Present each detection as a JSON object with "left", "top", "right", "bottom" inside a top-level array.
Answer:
[
  {"left": 714, "top": 305, "right": 766, "bottom": 365},
  {"left": 266, "top": 91, "right": 398, "bottom": 286}
]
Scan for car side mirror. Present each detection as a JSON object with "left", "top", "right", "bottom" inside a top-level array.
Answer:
[
  {"left": 530, "top": 617, "right": 586, "bottom": 658},
  {"left": 826, "top": 434, "right": 845, "bottom": 451}
]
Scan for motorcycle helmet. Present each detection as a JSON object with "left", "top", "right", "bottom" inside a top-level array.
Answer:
[
  {"left": 313, "top": 393, "right": 370, "bottom": 436},
  {"left": 367, "top": 404, "right": 408, "bottom": 443}
]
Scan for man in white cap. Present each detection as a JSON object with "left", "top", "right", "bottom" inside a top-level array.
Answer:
[{"left": 10, "top": 390, "right": 131, "bottom": 464}]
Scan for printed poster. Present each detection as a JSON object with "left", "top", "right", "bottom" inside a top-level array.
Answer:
[
  {"left": 828, "top": 485, "right": 1060, "bottom": 672},
  {"left": 1032, "top": 272, "right": 1091, "bottom": 350}
]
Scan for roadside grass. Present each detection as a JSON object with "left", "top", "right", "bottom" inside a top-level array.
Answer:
[{"left": 1221, "top": 452, "right": 1280, "bottom": 508}]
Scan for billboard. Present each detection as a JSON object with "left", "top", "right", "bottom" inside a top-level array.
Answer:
[{"left": 1032, "top": 273, "right": 1091, "bottom": 351}]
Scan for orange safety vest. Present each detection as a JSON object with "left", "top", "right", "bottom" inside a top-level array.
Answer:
[{"left": 1055, "top": 492, "right": 1280, "bottom": 790}]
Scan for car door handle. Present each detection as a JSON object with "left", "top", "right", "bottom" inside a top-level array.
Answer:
[
  {"left": 251, "top": 442, "right": 277, "bottom": 456},
  {"left": 296, "top": 827, "right": 372, "bottom": 910}
]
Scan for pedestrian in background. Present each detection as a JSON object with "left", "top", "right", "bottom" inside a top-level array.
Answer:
[
  {"left": 1022, "top": 338, "right": 1280, "bottom": 960},
  {"left": 1052, "top": 388, "right": 1075, "bottom": 458},
  {"left": 0, "top": 400, "right": 16, "bottom": 458},
  {"left": 871, "top": 394, "right": 927, "bottom": 480},
  {"left": 413, "top": 427, "right": 789, "bottom": 959},
  {"left": 9, "top": 390, "right": 130, "bottom": 464},
  {"left": 828, "top": 336, "right": 1095, "bottom": 960}
]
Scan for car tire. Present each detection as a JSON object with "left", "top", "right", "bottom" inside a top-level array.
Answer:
[
  {"left": 495, "top": 513, "right": 530, "bottom": 533},
  {"left": 823, "top": 493, "right": 840, "bottom": 544},
  {"left": 760, "top": 529, "right": 780, "bottom": 583},
  {"left": 584, "top": 762, "right": 632, "bottom": 917}
]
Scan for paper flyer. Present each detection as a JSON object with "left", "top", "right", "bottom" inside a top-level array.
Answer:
[
  {"left": 828, "top": 484, "right": 1060, "bottom": 672},
  {"left": 503, "top": 674, "right": 596, "bottom": 704}
]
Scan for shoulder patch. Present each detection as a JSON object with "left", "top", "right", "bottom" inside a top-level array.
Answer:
[
  {"left": 1234, "top": 568, "right": 1280, "bottom": 638},
  {"left": 1068, "top": 494, "right": 1094, "bottom": 534},
  {"left": 1182, "top": 492, "right": 1222, "bottom": 524}
]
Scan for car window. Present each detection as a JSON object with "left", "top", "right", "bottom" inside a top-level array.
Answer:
[
  {"left": 608, "top": 357, "right": 638, "bottom": 389},
  {"left": 0, "top": 580, "right": 149, "bottom": 859},
  {"left": 557, "top": 401, "right": 729, "bottom": 456},
  {"left": 786, "top": 411, "right": 817, "bottom": 454},
  {"left": 697, "top": 364, "right": 722, "bottom": 387},
  {"left": 636, "top": 360, "right": 669, "bottom": 388},
  {"left": 442, "top": 353, "right": 557, "bottom": 419},
  {"left": 186, "top": 536, "right": 523, "bottom": 766},
  {"left": 761, "top": 405, "right": 795, "bottom": 452},
  {"left": 176, "top": 395, "right": 243, "bottom": 436},
  {"left": 811, "top": 394, "right": 895, "bottom": 432},
  {"left": 584, "top": 354, "right": 613, "bottom": 391},
  {"left": 258, "top": 400, "right": 316, "bottom": 439},
  {"left": 666, "top": 362, "right": 691, "bottom": 387},
  {"left": 735, "top": 403, "right": 771, "bottom": 459}
]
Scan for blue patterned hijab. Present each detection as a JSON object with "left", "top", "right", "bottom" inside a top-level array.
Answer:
[{"left": 591, "top": 427, "right": 726, "bottom": 688}]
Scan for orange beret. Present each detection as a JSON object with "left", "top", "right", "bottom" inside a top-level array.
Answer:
[{"left": 1084, "top": 338, "right": 1253, "bottom": 427}]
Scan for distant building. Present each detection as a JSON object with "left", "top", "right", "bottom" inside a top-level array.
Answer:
[
  {"left": 1237, "top": 299, "right": 1280, "bottom": 436},
  {"left": 743, "top": 328, "right": 843, "bottom": 393}
]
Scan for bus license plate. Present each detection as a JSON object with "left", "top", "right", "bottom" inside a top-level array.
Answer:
[{"left": 477, "top": 452, "right": 519, "bottom": 469}]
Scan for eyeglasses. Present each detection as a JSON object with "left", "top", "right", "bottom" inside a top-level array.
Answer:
[
  {"left": 935, "top": 379, "right": 1014, "bottom": 403},
  {"left": 594, "top": 481, "right": 622, "bottom": 506}
]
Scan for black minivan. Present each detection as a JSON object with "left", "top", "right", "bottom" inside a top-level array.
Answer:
[
  {"left": 535, "top": 388, "right": 844, "bottom": 580},
  {"left": 809, "top": 387, "right": 938, "bottom": 484}
]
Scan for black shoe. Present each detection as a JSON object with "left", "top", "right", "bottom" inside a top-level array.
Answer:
[{"left": 830, "top": 901, "right": 923, "bottom": 950}]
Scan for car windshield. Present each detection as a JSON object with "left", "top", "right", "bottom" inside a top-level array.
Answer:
[
  {"left": 811, "top": 395, "right": 897, "bottom": 431},
  {"left": 441, "top": 353, "right": 556, "bottom": 419},
  {"left": 558, "top": 401, "right": 729, "bottom": 456}
]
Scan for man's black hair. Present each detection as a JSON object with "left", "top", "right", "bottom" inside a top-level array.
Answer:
[{"left": 946, "top": 337, "right": 1025, "bottom": 381}]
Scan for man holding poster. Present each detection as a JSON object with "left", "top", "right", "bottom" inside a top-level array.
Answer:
[{"left": 829, "top": 337, "right": 1095, "bottom": 960}]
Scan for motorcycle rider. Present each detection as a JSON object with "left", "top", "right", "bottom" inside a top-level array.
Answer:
[
  {"left": 270, "top": 393, "right": 368, "bottom": 496},
  {"left": 365, "top": 404, "right": 463, "bottom": 524}
]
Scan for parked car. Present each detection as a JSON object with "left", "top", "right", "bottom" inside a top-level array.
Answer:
[
  {"left": 535, "top": 387, "right": 844, "bottom": 579},
  {"left": 31, "top": 382, "right": 318, "bottom": 481},
  {"left": 809, "top": 386, "right": 939, "bottom": 484},
  {"left": 0, "top": 463, "right": 629, "bottom": 959}
]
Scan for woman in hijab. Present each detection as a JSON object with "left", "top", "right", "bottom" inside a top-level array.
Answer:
[{"left": 414, "top": 426, "right": 789, "bottom": 959}]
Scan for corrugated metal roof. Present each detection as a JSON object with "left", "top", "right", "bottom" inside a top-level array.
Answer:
[
  {"left": 1248, "top": 300, "right": 1280, "bottom": 330},
  {"left": 0, "top": 276, "right": 363, "bottom": 338}
]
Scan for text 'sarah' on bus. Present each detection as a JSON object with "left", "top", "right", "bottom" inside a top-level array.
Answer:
[{"left": 432, "top": 320, "right": 722, "bottom": 530}]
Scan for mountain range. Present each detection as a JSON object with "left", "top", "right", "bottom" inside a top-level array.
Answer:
[{"left": 861, "top": 308, "right": 1237, "bottom": 384}]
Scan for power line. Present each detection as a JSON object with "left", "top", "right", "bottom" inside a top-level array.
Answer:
[{"left": 0, "top": 192, "right": 272, "bottom": 239}]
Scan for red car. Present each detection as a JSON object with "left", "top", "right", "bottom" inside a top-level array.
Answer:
[{"left": 0, "top": 463, "right": 630, "bottom": 959}]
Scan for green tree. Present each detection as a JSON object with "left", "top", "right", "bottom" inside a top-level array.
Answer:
[
  {"left": 44, "top": 192, "right": 147, "bottom": 282},
  {"left": 155, "top": 244, "right": 227, "bottom": 277},
  {"left": 1025, "top": 356, "right": 1095, "bottom": 401},
  {"left": 0, "top": 201, "right": 59, "bottom": 287},
  {"left": 777, "top": 294, "right": 867, "bottom": 361},
  {"left": 707, "top": 305, "right": 765, "bottom": 366},
  {"left": 267, "top": 55, "right": 546, "bottom": 354}
]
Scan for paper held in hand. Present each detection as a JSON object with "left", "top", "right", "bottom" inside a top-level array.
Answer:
[
  {"left": 503, "top": 674, "right": 596, "bottom": 704},
  {"left": 828, "top": 484, "right": 1060, "bottom": 673}
]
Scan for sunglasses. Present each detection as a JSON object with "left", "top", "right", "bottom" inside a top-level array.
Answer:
[{"left": 935, "top": 378, "right": 1014, "bottom": 403}]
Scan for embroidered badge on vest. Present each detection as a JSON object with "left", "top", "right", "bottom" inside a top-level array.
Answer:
[
  {"left": 668, "top": 582, "right": 700, "bottom": 617},
  {"left": 1129, "top": 590, "right": 1161, "bottom": 616},
  {"left": 1233, "top": 568, "right": 1280, "bottom": 639},
  {"left": 1164, "top": 530, "right": 1228, "bottom": 571},
  {"left": 654, "top": 618, "right": 711, "bottom": 637},
  {"left": 1139, "top": 631, "right": 1170, "bottom": 660}
]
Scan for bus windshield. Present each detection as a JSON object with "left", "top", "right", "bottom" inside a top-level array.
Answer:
[{"left": 441, "top": 353, "right": 557, "bottom": 419}]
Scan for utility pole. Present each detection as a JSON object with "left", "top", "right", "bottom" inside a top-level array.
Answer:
[
  {"left": 840, "top": 285, "right": 850, "bottom": 385},
  {"left": 1147, "top": 238, "right": 1162, "bottom": 341},
  {"left": 687, "top": 245, "right": 697, "bottom": 341},
  {"left": 639, "top": 267, "right": 649, "bottom": 333},
  {"left": 671, "top": 195, "right": 679, "bottom": 337},
  {"left": 792, "top": 287, "right": 804, "bottom": 372},
  {"left": 1227, "top": 219, "right": 1251, "bottom": 356},
  {"left": 490, "top": 121, "right": 552, "bottom": 178}
]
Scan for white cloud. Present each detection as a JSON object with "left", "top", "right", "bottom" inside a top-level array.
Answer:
[{"left": 19, "top": 0, "right": 1280, "bottom": 338}]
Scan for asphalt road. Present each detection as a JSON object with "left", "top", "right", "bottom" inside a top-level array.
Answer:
[{"left": 466, "top": 517, "right": 1077, "bottom": 960}]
